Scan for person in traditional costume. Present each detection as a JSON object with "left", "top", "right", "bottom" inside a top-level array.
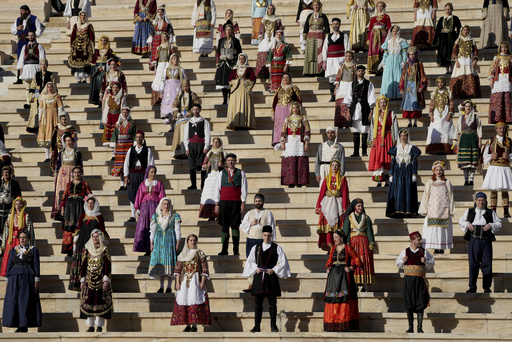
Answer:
[
  {"left": 213, "top": 154, "right": 248, "bottom": 255},
  {"left": 479, "top": 0, "right": 510, "bottom": 49},
  {"left": 315, "top": 126, "right": 345, "bottom": 184},
  {"left": 0, "top": 146, "right": 12, "bottom": 182},
  {"left": 386, "top": 129, "right": 421, "bottom": 218},
  {"left": 1, "top": 197, "right": 34, "bottom": 277},
  {"left": 80, "top": 230, "right": 113, "bottom": 332},
  {"left": 111, "top": 107, "right": 137, "bottom": 188},
  {"left": 227, "top": 53, "right": 256, "bottom": 129},
  {"left": 123, "top": 131, "right": 155, "bottom": 222},
  {"left": 60, "top": 166, "right": 92, "bottom": 256},
  {"left": 280, "top": 102, "right": 310, "bottom": 187},
  {"left": 411, "top": 0, "right": 437, "bottom": 50},
  {"left": 17, "top": 31, "right": 46, "bottom": 109},
  {"left": 184, "top": 103, "right": 211, "bottom": 190},
  {"left": 267, "top": 30, "right": 293, "bottom": 94},
  {"left": 459, "top": 192, "right": 502, "bottom": 293},
  {"left": 64, "top": 0, "right": 91, "bottom": 36},
  {"left": 27, "top": 59, "right": 56, "bottom": 133},
  {"left": 252, "top": 0, "right": 272, "bottom": 45},
  {"left": 99, "top": 57, "right": 128, "bottom": 100},
  {"left": 149, "top": 5, "right": 175, "bottom": 66},
  {"left": 161, "top": 54, "right": 187, "bottom": 121},
  {"left": 334, "top": 51, "right": 356, "bottom": 128},
  {"left": 89, "top": 36, "right": 116, "bottom": 106},
  {"left": 419, "top": 161, "right": 455, "bottom": 254},
  {"left": 399, "top": 46, "right": 428, "bottom": 127},
  {"left": 243, "top": 225, "right": 291, "bottom": 333},
  {"left": 323, "top": 229, "right": 361, "bottom": 331},
  {"left": 192, "top": 0, "right": 217, "bottom": 57},
  {"left": 170, "top": 80, "right": 200, "bottom": 153},
  {"left": 150, "top": 32, "right": 175, "bottom": 106},
  {"left": 217, "top": 9, "right": 241, "bottom": 43},
  {"left": 426, "top": 76, "right": 456, "bottom": 154},
  {"left": 367, "top": 1, "right": 391, "bottom": 74},
  {"left": 69, "top": 195, "right": 109, "bottom": 291},
  {"left": 368, "top": 95, "right": 398, "bottom": 186},
  {"left": 315, "top": 160, "right": 350, "bottom": 251},
  {"left": 343, "top": 65, "right": 375, "bottom": 157},
  {"left": 11, "top": 5, "right": 43, "bottom": 85},
  {"left": 215, "top": 22, "right": 243, "bottom": 105},
  {"left": 302, "top": 0, "right": 329, "bottom": 76},
  {"left": 321, "top": 18, "right": 349, "bottom": 101},
  {"left": 454, "top": 100, "right": 482, "bottom": 185},
  {"left": 68, "top": 11, "right": 94, "bottom": 83},
  {"left": 52, "top": 133, "right": 82, "bottom": 220},
  {"left": 450, "top": 25, "right": 481, "bottom": 99},
  {"left": 346, "top": 0, "right": 374, "bottom": 51},
  {"left": 132, "top": 0, "right": 157, "bottom": 57},
  {"left": 255, "top": 5, "right": 283, "bottom": 79},
  {"left": 149, "top": 197, "right": 181, "bottom": 293},
  {"left": 489, "top": 42, "right": 512, "bottom": 124},
  {"left": 396, "top": 231, "right": 434, "bottom": 333},
  {"left": 37, "top": 83, "right": 65, "bottom": 162},
  {"left": 380, "top": 25, "right": 409, "bottom": 99},
  {"left": 101, "top": 80, "right": 127, "bottom": 158},
  {"left": 199, "top": 137, "right": 226, "bottom": 219},
  {"left": 2, "top": 230, "right": 41, "bottom": 332},
  {"left": 271, "top": 73, "right": 301, "bottom": 145},
  {"left": 51, "top": 112, "right": 75, "bottom": 176},
  {"left": 134, "top": 165, "right": 166, "bottom": 254},
  {"left": 482, "top": 122, "right": 512, "bottom": 217},
  {"left": 171, "top": 234, "right": 212, "bottom": 331},
  {"left": 0, "top": 167, "right": 22, "bottom": 248},
  {"left": 433, "top": 3, "right": 461, "bottom": 73},
  {"left": 296, "top": 0, "right": 314, "bottom": 50}
]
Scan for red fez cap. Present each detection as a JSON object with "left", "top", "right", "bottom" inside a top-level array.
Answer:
[
  {"left": 136, "top": 130, "right": 145, "bottom": 137},
  {"left": 409, "top": 231, "right": 421, "bottom": 240}
]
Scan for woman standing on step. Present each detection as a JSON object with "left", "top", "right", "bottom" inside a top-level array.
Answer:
[
  {"left": 150, "top": 32, "right": 176, "bottom": 106},
  {"left": 252, "top": 0, "right": 272, "bottom": 45},
  {"left": 52, "top": 133, "right": 83, "bottom": 220},
  {"left": 68, "top": 10, "right": 95, "bottom": 84},
  {"left": 69, "top": 195, "right": 109, "bottom": 291},
  {"left": 386, "top": 128, "right": 421, "bottom": 218},
  {"left": 433, "top": 3, "right": 461, "bottom": 74},
  {"left": 316, "top": 160, "right": 350, "bottom": 251},
  {"left": 419, "top": 160, "right": 455, "bottom": 254},
  {"left": 479, "top": 0, "right": 510, "bottom": 49},
  {"left": 101, "top": 81, "right": 127, "bottom": 160},
  {"left": 171, "top": 234, "right": 211, "bottom": 332},
  {"left": 454, "top": 100, "right": 482, "bottom": 186},
  {"left": 323, "top": 229, "right": 361, "bottom": 332},
  {"left": 191, "top": 0, "right": 217, "bottom": 58},
  {"left": 37, "top": 82, "right": 65, "bottom": 163},
  {"left": 271, "top": 73, "right": 301, "bottom": 146},
  {"left": 149, "top": 197, "right": 181, "bottom": 293},
  {"left": 111, "top": 107, "right": 137, "bottom": 189},
  {"left": 302, "top": 0, "right": 330, "bottom": 76},
  {"left": 379, "top": 25, "right": 409, "bottom": 100},
  {"left": 333, "top": 51, "right": 357, "bottom": 128},
  {"left": 227, "top": 53, "right": 256, "bottom": 129},
  {"left": 346, "top": 0, "right": 374, "bottom": 51},
  {"left": 411, "top": 0, "right": 437, "bottom": 50},
  {"left": 367, "top": 1, "right": 391, "bottom": 74},
  {"left": 450, "top": 25, "right": 481, "bottom": 99},
  {"left": 216, "top": 9, "right": 241, "bottom": 43},
  {"left": 255, "top": 4, "right": 283, "bottom": 79},
  {"left": 399, "top": 46, "right": 427, "bottom": 128},
  {"left": 50, "top": 112, "right": 76, "bottom": 177},
  {"left": 215, "top": 22, "right": 242, "bottom": 106},
  {"left": 148, "top": 5, "right": 175, "bottom": 65},
  {"left": 59, "top": 166, "right": 92, "bottom": 256},
  {"left": 2, "top": 230, "right": 41, "bottom": 333},
  {"left": 0, "top": 167, "right": 21, "bottom": 249},
  {"left": 1, "top": 197, "right": 34, "bottom": 277},
  {"left": 281, "top": 102, "right": 310, "bottom": 187},
  {"left": 161, "top": 54, "right": 187, "bottom": 123},
  {"left": 99, "top": 58, "right": 128, "bottom": 100},
  {"left": 488, "top": 42, "right": 512, "bottom": 124},
  {"left": 132, "top": 0, "right": 157, "bottom": 57},
  {"left": 199, "top": 137, "right": 226, "bottom": 219},
  {"left": 89, "top": 36, "right": 116, "bottom": 106},
  {"left": 134, "top": 165, "right": 166, "bottom": 255}
]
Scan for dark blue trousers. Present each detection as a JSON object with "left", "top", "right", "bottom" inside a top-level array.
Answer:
[{"left": 468, "top": 238, "right": 493, "bottom": 291}]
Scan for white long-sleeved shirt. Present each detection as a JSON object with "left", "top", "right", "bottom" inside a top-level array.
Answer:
[
  {"left": 343, "top": 79, "right": 376, "bottom": 121},
  {"left": 11, "top": 15, "right": 43, "bottom": 37},
  {"left": 242, "top": 242, "right": 291, "bottom": 279},
  {"left": 123, "top": 145, "right": 155, "bottom": 177},
  {"left": 396, "top": 247, "right": 435, "bottom": 269},
  {"left": 482, "top": 135, "right": 512, "bottom": 166},
  {"left": 240, "top": 209, "right": 276, "bottom": 241},
  {"left": 16, "top": 43, "right": 46, "bottom": 70},
  {"left": 458, "top": 208, "right": 502, "bottom": 234},
  {"left": 214, "top": 168, "right": 248, "bottom": 203},
  {"left": 183, "top": 116, "right": 211, "bottom": 151}
]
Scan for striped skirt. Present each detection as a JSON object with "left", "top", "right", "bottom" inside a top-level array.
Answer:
[{"left": 111, "top": 135, "right": 133, "bottom": 177}]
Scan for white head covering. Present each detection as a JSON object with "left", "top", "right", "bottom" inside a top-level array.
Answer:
[
  {"left": 84, "top": 195, "right": 101, "bottom": 217},
  {"left": 235, "top": 53, "right": 249, "bottom": 77},
  {"left": 177, "top": 234, "right": 199, "bottom": 262},
  {"left": 84, "top": 229, "right": 107, "bottom": 258},
  {"left": 0, "top": 141, "right": 11, "bottom": 158},
  {"left": 155, "top": 197, "right": 173, "bottom": 230}
]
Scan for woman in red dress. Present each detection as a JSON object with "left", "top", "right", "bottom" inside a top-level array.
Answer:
[
  {"left": 368, "top": 95, "right": 398, "bottom": 186},
  {"left": 315, "top": 160, "right": 350, "bottom": 251},
  {"left": 367, "top": 1, "right": 391, "bottom": 74}
]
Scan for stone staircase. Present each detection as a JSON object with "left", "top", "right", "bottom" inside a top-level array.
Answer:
[{"left": 0, "top": 0, "right": 511, "bottom": 340}]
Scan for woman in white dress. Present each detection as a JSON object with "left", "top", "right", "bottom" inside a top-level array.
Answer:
[
  {"left": 426, "top": 76, "right": 456, "bottom": 154},
  {"left": 411, "top": 0, "right": 437, "bottom": 50},
  {"left": 150, "top": 32, "right": 173, "bottom": 106},
  {"left": 160, "top": 54, "right": 187, "bottom": 120},
  {"left": 191, "top": 0, "right": 217, "bottom": 57},
  {"left": 419, "top": 161, "right": 454, "bottom": 254},
  {"left": 199, "top": 138, "right": 226, "bottom": 219}
]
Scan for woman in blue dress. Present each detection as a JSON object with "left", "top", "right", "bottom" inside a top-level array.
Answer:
[
  {"left": 380, "top": 25, "right": 409, "bottom": 100},
  {"left": 132, "top": 0, "right": 157, "bottom": 57},
  {"left": 148, "top": 197, "right": 181, "bottom": 293},
  {"left": 386, "top": 128, "right": 421, "bottom": 218}
]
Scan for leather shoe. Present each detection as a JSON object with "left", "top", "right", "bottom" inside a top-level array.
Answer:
[
  {"left": 157, "top": 287, "right": 164, "bottom": 293},
  {"left": 23, "top": 104, "right": 30, "bottom": 109},
  {"left": 484, "top": 288, "right": 492, "bottom": 293},
  {"left": 165, "top": 287, "right": 172, "bottom": 293},
  {"left": 86, "top": 327, "right": 95, "bottom": 332},
  {"left": 271, "top": 325, "right": 279, "bottom": 332},
  {"left": 218, "top": 251, "right": 228, "bottom": 255},
  {"left": 190, "top": 326, "right": 198, "bottom": 332},
  {"left": 183, "top": 325, "right": 191, "bottom": 332},
  {"left": 128, "top": 217, "right": 136, "bottom": 222},
  {"left": 466, "top": 288, "right": 476, "bottom": 293},
  {"left": 250, "top": 326, "right": 261, "bottom": 333},
  {"left": 96, "top": 327, "right": 102, "bottom": 332}
]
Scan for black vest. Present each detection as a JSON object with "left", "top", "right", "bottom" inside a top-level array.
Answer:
[
  {"left": 29, "top": 71, "right": 54, "bottom": 94},
  {"left": 350, "top": 79, "right": 371, "bottom": 125},
  {"left": 251, "top": 243, "right": 282, "bottom": 297},
  {"left": 463, "top": 208, "right": 496, "bottom": 242},
  {"left": 128, "top": 146, "right": 149, "bottom": 171},
  {"left": 189, "top": 120, "right": 205, "bottom": 139}
]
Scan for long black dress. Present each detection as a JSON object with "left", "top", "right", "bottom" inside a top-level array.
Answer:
[
  {"left": 215, "top": 36, "right": 242, "bottom": 89},
  {"left": 80, "top": 247, "right": 113, "bottom": 320},
  {"left": 433, "top": 15, "right": 461, "bottom": 67},
  {"left": 0, "top": 178, "right": 22, "bottom": 245}
]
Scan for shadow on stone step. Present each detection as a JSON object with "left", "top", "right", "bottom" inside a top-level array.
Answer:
[
  {"left": 456, "top": 293, "right": 495, "bottom": 314},
  {"left": 38, "top": 312, "right": 79, "bottom": 332},
  {"left": 111, "top": 274, "right": 140, "bottom": 293},
  {"left": 284, "top": 312, "right": 314, "bottom": 332},
  {"left": 204, "top": 313, "right": 243, "bottom": 332},
  {"left": 225, "top": 130, "right": 255, "bottom": 145},
  {"left": 277, "top": 219, "right": 311, "bottom": 237},
  {"left": 430, "top": 312, "right": 458, "bottom": 333}
]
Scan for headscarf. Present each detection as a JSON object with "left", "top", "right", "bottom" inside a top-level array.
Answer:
[
  {"left": 78, "top": 10, "right": 90, "bottom": 29},
  {"left": 97, "top": 35, "right": 111, "bottom": 50},
  {"left": 373, "top": 95, "right": 390, "bottom": 140},
  {"left": 459, "top": 100, "right": 476, "bottom": 126},
  {"left": 346, "top": 198, "right": 365, "bottom": 216},
  {"left": 326, "top": 159, "right": 343, "bottom": 191},
  {"left": 456, "top": 25, "right": 472, "bottom": 43},
  {"left": 262, "top": 4, "right": 280, "bottom": 22},
  {"left": 372, "top": 1, "right": 386, "bottom": 16},
  {"left": 211, "top": 137, "right": 224, "bottom": 154},
  {"left": 153, "top": 5, "right": 172, "bottom": 26},
  {"left": 39, "top": 82, "right": 58, "bottom": 102},
  {"left": 235, "top": 53, "right": 249, "bottom": 77},
  {"left": 144, "top": 165, "right": 157, "bottom": 181},
  {"left": 102, "top": 81, "right": 126, "bottom": 124},
  {"left": 326, "top": 125, "right": 338, "bottom": 144},
  {"left": 0, "top": 141, "right": 10, "bottom": 159},
  {"left": 84, "top": 195, "right": 101, "bottom": 217},
  {"left": 155, "top": 197, "right": 173, "bottom": 230},
  {"left": 177, "top": 234, "right": 199, "bottom": 262},
  {"left": 280, "top": 72, "right": 293, "bottom": 90},
  {"left": 84, "top": 229, "right": 107, "bottom": 258},
  {"left": 7, "top": 196, "right": 27, "bottom": 245},
  {"left": 382, "top": 25, "right": 403, "bottom": 52},
  {"left": 398, "top": 128, "right": 410, "bottom": 144},
  {"left": 269, "top": 30, "right": 287, "bottom": 50},
  {"left": 473, "top": 192, "right": 488, "bottom": 209},
  {"left": 116, "top": 106, "right": 132, "bottom": 127},
  {"left": 406, "top": 46, "right": 419, "bottom": 66}
]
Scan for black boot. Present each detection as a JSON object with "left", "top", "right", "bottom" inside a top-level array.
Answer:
[
  {"left": 329, "top": 83, "right": 336, "bottom": 102},
  {"left": 351, "top": 133, "right": 360, "bottom": 157},
  {"left": 417, "top": 311, "right": 424, "bottom": 333},
  {"left": 222, "top": 89, "right": 229, "bottom": 105},
  {"left": 504, "top": 206, "right": 511, "bottom": 218},
  {"left": 406, "top": 310, "right": 414, "bottom": 333},
  {"left": 218, "top": 233, "right": 229, "bottom": 255},
  {"left": 200, "top": 170, "right": 207, "bottom": 189},
  {"left": 232, "top": 233, "right": 240, "bottom": 255},
  {"left": 188, "top": 169, "right": 197, "bottom": 189},
  {"left": 269, "top": 304, "right": 278, "bottom": 332},
  {"left": 251, "top": 303, "right": 263, "bottom": 332},
  {"left": 361, "top": 133, "right": 368, "bottom": 156},
  {"left": 14, "top": 70, "right": 22, "bottom": 84}
]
